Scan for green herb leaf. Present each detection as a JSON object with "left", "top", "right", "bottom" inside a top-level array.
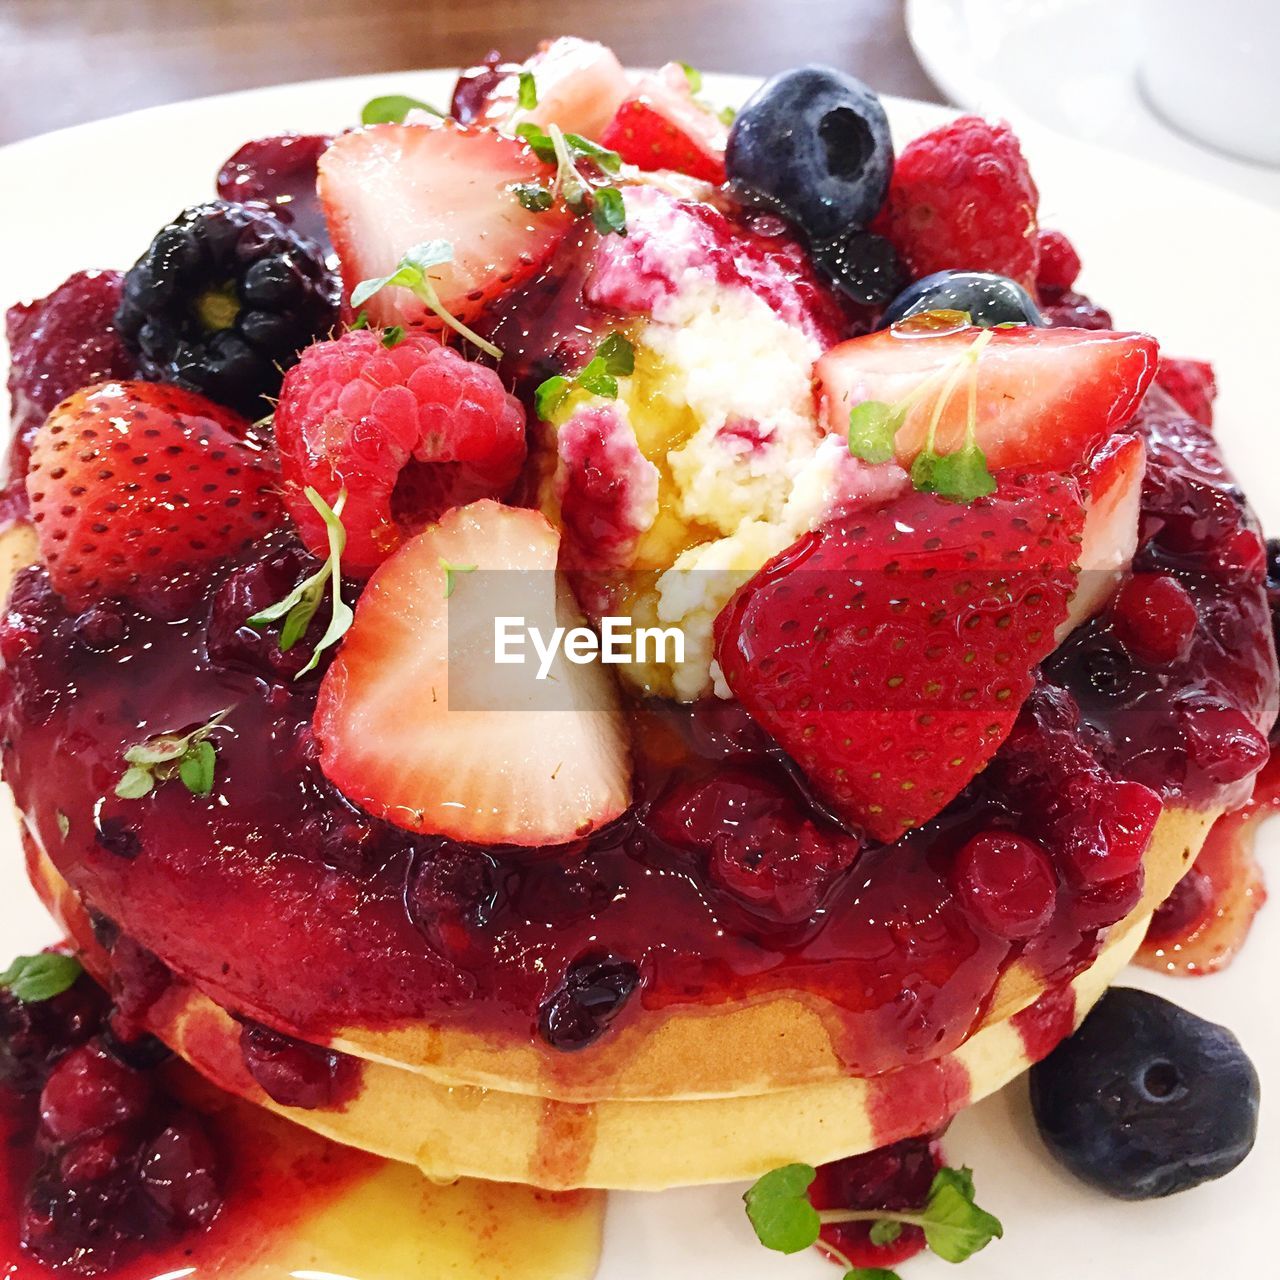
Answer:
[
  {"left": 296, "top": 488, "right": 354, "bottom": 678},
  {"left": 115, "top": 766, "right": 155, "bottom": 800},
  {"left": 918, "top": 444, "right": 995, "bottom": 503},
  {"left": 679, "top": 61, "right": 703, "bottom": 93},
  {"left": 361, "top": 93, "right": 443, "bottom": 125},
  {"left": 743, "top": 1163, "right": 821, "bottom": 1255},
  {"left": 518, "top": 70, "right": 538, "bottom": 109},
  {"left": 515, "top": 122, "right": 557, "bottom": 164},
  {"left": 566, "top": 132, "right": 622, "bottom": 174},
  {"left": 576, "top": 356, "right": 618, "bottom": 400},
  {"left": 350, "top": 310, "right": 370, "bottom": 330},
  {"left": 381, "top": 325, "right": 406, "bottom": 349},
  {"left": 514, "top": 182, "right": 554, "bottom": 212},
  {"left": 55, "top": 811, "right": 70, "bottom": 839},
  {"left": 718, "top": 104, "right": 737, "bottom": 126},
  {"left": 847, "top": 400, "right": 901, "bottom": 465},
  {"left": 844, "top": 1269, "right": 901, "bottom": 1280},
  {"left": 868, "top": 1220, "right": 903, "bottom": 1246},
  {"left": 179, "top": 739, "right": 217, "bottom": 797},
  {"left": 534, "top": 375, "right": 572, "bottom": 422},
  {"left": 0, "top": 953, "right": 83, "bottom": 1003},
  {"left": 590, "top": 185, "right": 628, "bottom": 237},
  {"left": 596, "top": 331, "right": 635, "bottom": 376},
  {"left": 440, "top": 559, "right": 477, "bottom": 599},
  {"left": 919, "top": 1167, "right": 1003, "bottom": 1263}
]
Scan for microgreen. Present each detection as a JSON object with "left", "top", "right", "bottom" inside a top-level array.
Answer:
[
  {"left": 55, "top": 811, "right": 70, "bottom": 839},
  {"left": 249, "top": 487, "right": 353, "bottom": 677},
  {"left": 361, "top": 93, "right": 444, "bottom": 125},
  {"left": 440, "top": 558, "right": 477, "bottom": 599},
  {"left": 116, "top": 709, "right": 232, "bottom": 800},
  {"left": 718, "top": 104, "right": 737, "bottom": 126},
  {"left": 513, "top": 182, "right": 554, "bottom": 212},
  {"left": 350, "top": 241, "right": 503, "bottom": 359},
  {"left": 743, "top": 1160, "right": 1002, "bottom": 1277},
  {"left": 0, "top": 953, "right": 83, "bottom": 1003},
  {"left": 380, "top": 325, "right": 406, "bottom": 348},
  {"left": 533, "top": 332, "right": 635, "bottom": 421},
  {"left": 848, "top": 323, "right": 995, "bottom": 503},
  {"left": 515, "top": 123, "right": 627, "bottom": 236},
  {"left": 680, "top": 62, "right": 703, "bottom": 93},
  {"left": 518, "top": 70, "right": 538, "bottom": 109}
]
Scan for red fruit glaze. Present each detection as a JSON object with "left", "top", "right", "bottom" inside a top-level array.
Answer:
[
  {"left": 951, "top": 832, "right": 1058, "bottom": 940},
  {"left": 874, "top": 115, "right": 1040, "bottom": 287},
  {"left": 274, "top": 329, "right": 526, "bottom": 573},
  {"left": 715, "top": 470, "right": 1085, "bottom": 841},
  {"left": 38, "top": 1043, "right": 150, "bottom": 1144},
  {"left": 26, "top": 381, "right": 282, "bottom": 608},
  {"left": 216, "top": 133, "right": 334, "bottom": 249},
  {"left": 1111, "top": 572, "right": 1199, "bottom": 663},
  {"left": 4, "top": 271, "right": 136, "bottom": 496}
]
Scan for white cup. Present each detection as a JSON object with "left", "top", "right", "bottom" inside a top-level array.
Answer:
[{"left": 1139, "top": 0, "right": 1280, "bottom": 166}]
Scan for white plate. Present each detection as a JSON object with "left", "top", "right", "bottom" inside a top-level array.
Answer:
[
  {"left": 905, "top": 0, "right": 1280, "bottom": 209},
  {"left": 1, "top": 69, "right": 1277, "bottom": 1280}
]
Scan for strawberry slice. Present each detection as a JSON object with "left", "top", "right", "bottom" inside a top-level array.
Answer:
[
  {"left": 600, "top": 63, "right": 728, "bottom": 183},
  {"left": 1064, "top": 432, "right": 1145, "bottom": 635},
  {"left": 314, "top": 500, "right": 632, "bottom": 847},
  {"left": 816, "top": 324, "right": 1158, "bottom": 473},
  {"left": 714, "top": 471, "right": 1086, "bottom": 842},
  {"left": 318, "top": 120, "right": 573, "bottom": 331},
  {"left": 26, "top": 381, "right": 281, "bottom": 607}
]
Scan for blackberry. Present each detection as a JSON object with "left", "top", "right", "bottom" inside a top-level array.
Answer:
[{"left": 115, "top": 201, "right": 339, "bottom": 417}]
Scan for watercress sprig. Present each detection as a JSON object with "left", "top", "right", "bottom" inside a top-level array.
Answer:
[
  {"left": 350, "top": 241, "right": 503, "bottom": 360},
  {"left": 514, "top": 122, "right": 627, "bottom": 237},
  {"left": 0, "top": 953, "right": 83, "bottom": 1003},
  {"left": 744, "top": 1161, "right": 1003, "bottom": 1280},
  {"left": 360, "top": 93, "right": 444, "bottom": 125},
  {"left": 116, "top": 708, "right": 233, "bottom": 800},
  {"left": 534, "top": 331, "right": 635, "bottom": 421},
  {"left": 248, "top": 487, "right": 353, "bottom": 677}
]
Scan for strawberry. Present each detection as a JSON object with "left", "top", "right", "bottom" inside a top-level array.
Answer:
[
  {"left": 600, "top": 64, "right": 728, "bottom": 183},
  {"left": 318, "top": 120, "right": 573, "bottom": 331},
  {"left": 817, "top": 323, "right": 1158, "bottom": 473},
  {"left": 26, "top": 381, "right": 281, "bottom": 607},
  {"left": 1065, "top": 432, "right": 1145, "bottom": 635},
  {"left": 314, "top": 500, "right": 631, "bottom": 847},
  {"left": 714, "top": 471, "right": 1085, "bottom": 842}
]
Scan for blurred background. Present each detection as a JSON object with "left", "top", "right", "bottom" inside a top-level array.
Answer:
[
  {"left": 0, "top": 0, "right": 939, "bottom": 144},
  {"left": 2, "top": 0, "right": 1276, "bottom": 203}
]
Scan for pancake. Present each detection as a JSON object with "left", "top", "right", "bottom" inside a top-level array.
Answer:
[{"left": 28, "top": 809, "right": 1211, "bottom": 1189}]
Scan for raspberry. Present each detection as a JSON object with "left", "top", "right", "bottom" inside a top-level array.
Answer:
[
  {"left": 5, "top": 271, "right": 136, "bottom": 484},
  {"left": 952, "top": 831, "right": 1058, "bottom": 940},
  {"left": 1155, "top": 357, "right": 1217, "bottom": 425},
  {"left": 874, "top": 116, "right": 1040, "bottom": 288},
  {"left": 115, "top": 201, "right": 339, "bottom": 417},
  {"left": 1112, "top": 573, "right": 1199, "bottom": 664},
  {"left": 1035, "top": 229, "right": 1081, "bottom": 292},
  {"left": 274, "top": 329, "right": 527, "bottom": 573},
  {"left": 1039, "top": 288, "right": 1113, "bottom": 330}
]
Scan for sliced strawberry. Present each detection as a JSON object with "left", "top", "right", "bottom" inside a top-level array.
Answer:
[
  {"left": 318, "top": 120, "right": 573, "bottom": 331},
  {"left": 714, "top": 471, "right": 1085, "bottom": 842},
  {"left": 1064, "top": 432, "right": 1145, "bottom": 636},
  {"left": 468, "top": 37, "right": 633, "bottom": 137},
  {"left": 315, "top": 500, "right": 632, "bottom": 847},
  {"left": 816, "top": 325, "right": 1158, "bottom": 473},
  {"left": 26, "top": 381, "right": 281, "bottom": 607},
  {"left": 600, "top": 64, "right": 728, "bottom": 183}
]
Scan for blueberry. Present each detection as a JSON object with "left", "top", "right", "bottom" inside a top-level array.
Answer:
[
  {"left": 537, "top": 955, "right": 639, "bottom": 1051},
  {"left": 1030, "top": 987, "right": 1259, "bottom": 1199},
  {"left": 881, "top": 270, "right": 1045, "bottom": 329},
  {"left": 726, "top": 66, "right": 893, "bottom": 242}
]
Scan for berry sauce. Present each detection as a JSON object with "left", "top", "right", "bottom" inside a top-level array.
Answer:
[{"left": 0, "top": 382, "right": 1272, "bottom": 1080}]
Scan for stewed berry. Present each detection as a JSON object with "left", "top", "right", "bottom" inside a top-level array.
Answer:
[
  {"left": 115, "top": 201, "right": 339, "bottom": 416},
  {"left": 238, "top": 1020, "right": 359, "bottom": 1110},
  {"left": 1030, "top": 987, "right": 1259, "bottom": 1199},
  {"left": 538, "top": 956, "right": 640, "bottom": 1051},
  {"left": 951, "top": 831, "right": 1058, "bottom": 940}
]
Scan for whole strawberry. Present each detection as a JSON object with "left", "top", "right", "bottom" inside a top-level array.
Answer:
[
  {"left": 714, "top": 471, "right": 1085, "bottom": 842},
  {"left": 26, "top": 381, "right": 282, "bottom": 607},
  {"left": 874, "top": 116, "right": 1040, "bottom": 289}
]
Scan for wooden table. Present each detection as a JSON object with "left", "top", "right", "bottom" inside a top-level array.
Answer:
[{"left": 0, "top": 0, "right": 941, "bottom": 146}]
